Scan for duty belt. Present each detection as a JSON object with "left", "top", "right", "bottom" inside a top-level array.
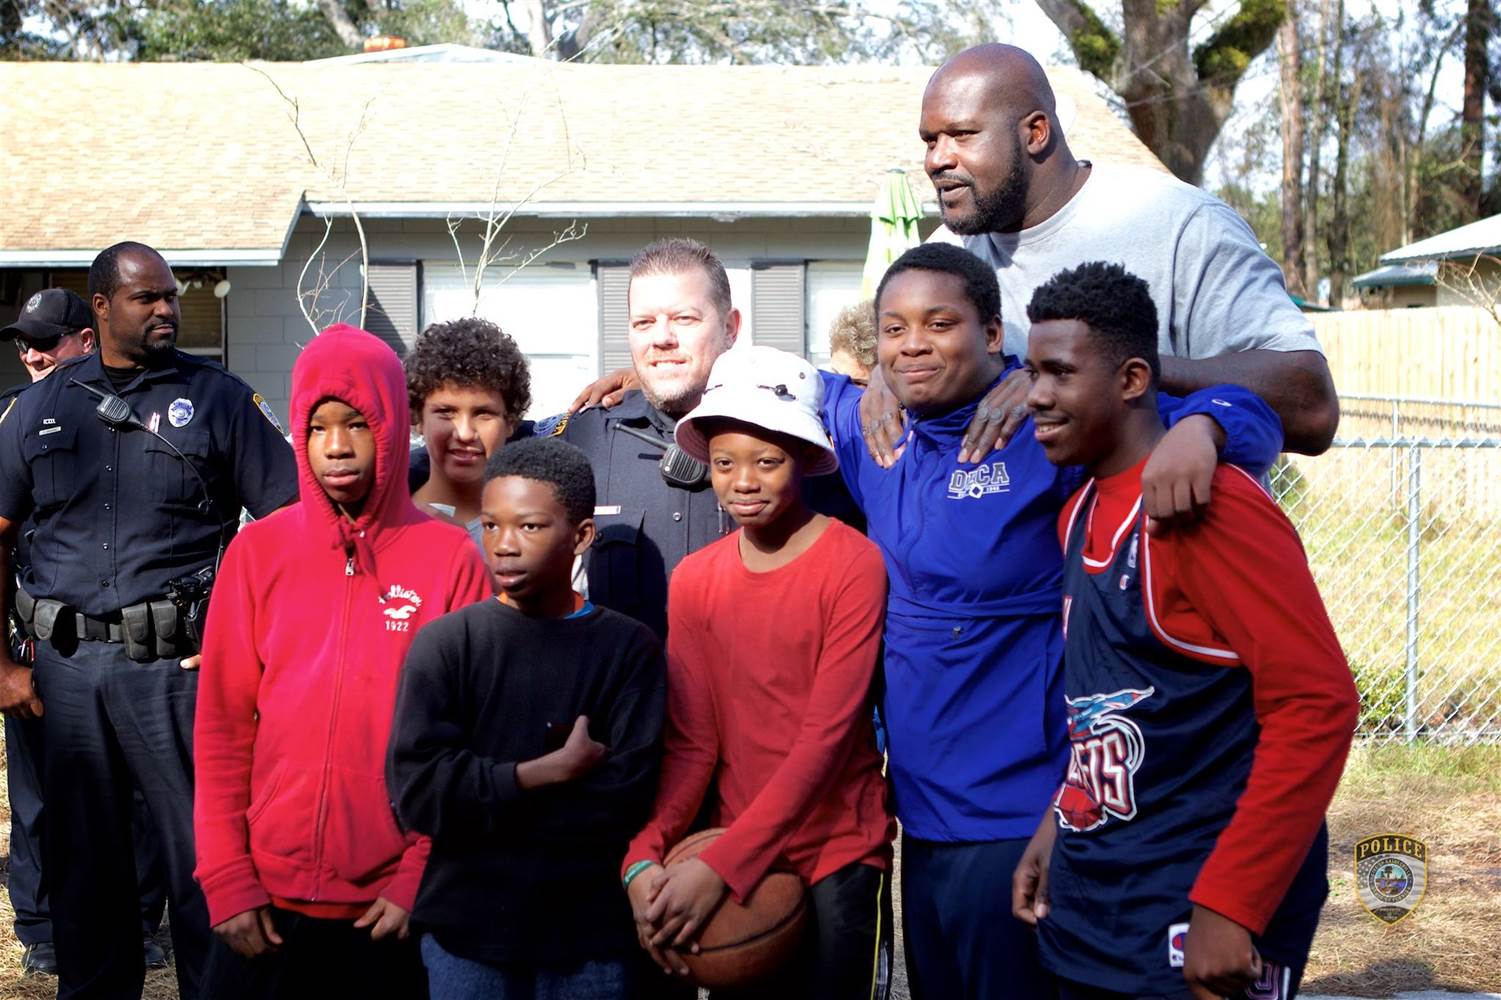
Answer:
[{"left": 14, "top": 586, "right": 190, "bottom": 662}]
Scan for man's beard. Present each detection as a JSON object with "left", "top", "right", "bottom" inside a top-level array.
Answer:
[
  {"left": 944, "top": 143, "right": 1028, "bottom": 237},
  {"left": 639, "top": 375, "right": 701, "bottom": 417}
]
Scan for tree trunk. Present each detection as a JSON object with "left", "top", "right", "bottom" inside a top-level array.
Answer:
[
  {"left": 316, "top": 0, "right": 363, "bottom": 49},
  {"left": 1278, "top": 7, "right": 1307, "bottom": 297},
  {"left": 1327, "top": 0, "right": 1351, "bottom": 307},
  {"left": 1033, "top": 0, "right": 1282, "bottom": 186},
  {"left": 1303, "top": 0, "right": 1332, "bottom": 298},
  {"left": 1462, "top": 0, "right": 1491, "bottom": 213}
]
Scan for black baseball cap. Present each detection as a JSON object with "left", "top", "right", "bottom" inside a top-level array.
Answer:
[{"left": 2, "top": 288, "right": 93, "bottom": 342}]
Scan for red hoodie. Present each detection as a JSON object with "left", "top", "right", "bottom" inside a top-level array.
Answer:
[{"left": 193, "top": 324, "right": 492, "bottom": 927}]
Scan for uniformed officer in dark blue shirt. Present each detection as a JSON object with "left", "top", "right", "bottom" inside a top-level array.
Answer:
[
  {"left": 563, "top": 238, "right": 860, "bottom": 640},
  {"left": 0, "top": 288, "right": 170, "bottom": 978},
  {"left": 0, "top": 242, "right": 298, "bottom": 999}
]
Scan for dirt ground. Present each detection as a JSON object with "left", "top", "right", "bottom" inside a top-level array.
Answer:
[{"left": 1, "top": 743, "right": 1496, "bottom": 998}]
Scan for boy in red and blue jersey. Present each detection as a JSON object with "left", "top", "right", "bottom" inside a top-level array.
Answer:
[{"left": 1013, "top": 261, "right": 1359, "bottom": 1000}]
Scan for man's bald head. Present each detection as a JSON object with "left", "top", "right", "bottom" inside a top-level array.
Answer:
[
  {"left": 929, "top": 44, "right": 1058, "bottom": 119},
  {"left": 920, "top": 44, "right": 1076, "bottom": 235}
]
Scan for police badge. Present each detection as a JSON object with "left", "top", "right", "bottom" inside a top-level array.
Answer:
[{"left": 1355, "top": 834, "right": 1427, "bottom": 925}]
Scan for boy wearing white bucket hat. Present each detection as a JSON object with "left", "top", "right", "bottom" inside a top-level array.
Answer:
[{"left": 622, "top": 345, "right": 896, "bottom": 999}]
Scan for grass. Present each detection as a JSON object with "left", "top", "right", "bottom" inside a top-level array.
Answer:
[{"left": 1303, "top": 743, "right": 1501, "bottom": 997}]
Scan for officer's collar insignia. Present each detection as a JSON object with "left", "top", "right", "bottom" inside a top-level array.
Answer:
[
  {"left": 168, "top": 397, "right": 195, "bottom": 428},
  {"left": 1356, "top": 834, "right": 1427, "bottom": 925},
  {"left": 252, "top": 393, "right": 283, "bottom": 433}
]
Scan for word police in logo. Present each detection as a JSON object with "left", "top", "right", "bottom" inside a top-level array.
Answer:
[
  {"left": 947, "top": 461, "right": 1011, "bottom": 500},
  {"left": 1355, "top": 833, "right": 1427, "bottom": 925}
]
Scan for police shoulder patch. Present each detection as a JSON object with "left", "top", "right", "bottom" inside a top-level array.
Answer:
[
  {"left": 533, "top": 412, "right": 569, "bottom": 438},
  {"left": 253, "top": 393, "right": 284, "bottom": 433}
]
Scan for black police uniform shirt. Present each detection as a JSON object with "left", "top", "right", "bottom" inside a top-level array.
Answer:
[
  {"left": 562, "top": 390, "right": 863, "bottom": 640},
  {"left": 0, "top": 350, "right": 298, "bottom": 617}
]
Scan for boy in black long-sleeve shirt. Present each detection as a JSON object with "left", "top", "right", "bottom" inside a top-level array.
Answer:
[{"left": 388, "top": 437, "right": 666, "bottom": 999}]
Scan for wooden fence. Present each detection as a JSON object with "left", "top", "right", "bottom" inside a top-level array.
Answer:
[{"left": 1312, "top": 306, "right": 1501, "bottom": 403}]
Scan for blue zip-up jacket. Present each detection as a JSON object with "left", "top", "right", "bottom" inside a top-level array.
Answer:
[{"left": 819, "top": 366, "right": 1283, "bottom": 842}]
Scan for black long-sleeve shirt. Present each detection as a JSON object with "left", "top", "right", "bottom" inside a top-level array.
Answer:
[{"left": 387, "top": 599, "right": 666, "bottom": 965}]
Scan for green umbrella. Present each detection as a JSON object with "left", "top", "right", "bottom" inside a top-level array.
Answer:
[{"left": 860, "top": 168, "right": 924, "bottom": 298}]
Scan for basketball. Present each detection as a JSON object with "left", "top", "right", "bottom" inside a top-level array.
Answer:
[{"left": 660, "top": 828, "right": 809, "bottom": 988}]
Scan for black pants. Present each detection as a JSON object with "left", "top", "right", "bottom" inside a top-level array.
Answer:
[
  {"left": 900, "top": 833, "right": 1055, "bottom": 1000},
  {"left": 5, "top": 712, "right": 169, "bottom": 947},
  {"left": 32, "top": 640, "right": 211, "bottom": 999},
  {"left": 200, "top": 908, "right": 429, "bottom": 999},
  {"left": 712, "top": 860, "right": 894, "bottom": 1000}
]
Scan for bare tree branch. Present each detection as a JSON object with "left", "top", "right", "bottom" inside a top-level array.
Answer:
[
  {"left": 1436, "top": 254, "right": 1501, "bottom": 328},
  {"left": 248, "top": 64, "right": 372, "bottom": 333}
]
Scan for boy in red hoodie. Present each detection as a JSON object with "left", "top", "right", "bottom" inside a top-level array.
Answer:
[{"left": 193, "top": 324, "right": 491, "bottom": 998}]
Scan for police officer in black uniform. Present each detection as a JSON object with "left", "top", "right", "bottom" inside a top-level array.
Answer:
[
  {"left": 0, "top": 289, "right": 170, "bottom": 978},
  {"left": 563, "top": 238, "right": 860, "bottom": 640},
  {"left": 0, "top": 242, "right": 298, "bottom": 999}
]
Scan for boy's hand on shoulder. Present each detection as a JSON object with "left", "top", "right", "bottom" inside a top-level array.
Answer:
[
  {"left": 353, "top": 896, "right": 411, "bottom": 941},
  {"left": 628, "top": 864, "right": 691, "bottom": 977},
  {"left": 213, "top": 906, "right": 283, "bottom": 959},
  {"left": 517, "top": 715, "right": 609, "bottom": 789},
  {"left": 1011, "top": 814, "right": 1057, "bottom": 927},
  {"left": 1182, "top": 904, "right": 1260, "bottom": 1000},
  {"left": 1144, "top": 414, "right": 1223, "bottom": 535},
  {"left": 646, "top": 858, "right": 727, "bottom": 952}
]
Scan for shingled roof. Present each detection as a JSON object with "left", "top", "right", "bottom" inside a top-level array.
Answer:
[{"left": 0, "top": 57, "right": 1164, "bottom": 265}]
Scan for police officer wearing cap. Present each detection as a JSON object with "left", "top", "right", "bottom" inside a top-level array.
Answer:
[
  {"left": 563, "top": 238, "right": 859, "bottom": 641},
  {"left": 1, "top": 288, "right": 171, "bottom": 978},
  {"left": 0, "top": 242, "right": 298, "bottom": 999},
  {"left": 2, "top": 288, "right": 97, "bottom": 394}
]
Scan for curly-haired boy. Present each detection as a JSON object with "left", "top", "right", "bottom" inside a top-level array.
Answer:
[{"left": 406, "top": 318, "right": 533, "bottom": 546}]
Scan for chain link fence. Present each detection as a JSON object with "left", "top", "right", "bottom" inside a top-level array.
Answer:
[{"left": 1270, "top": 394, "right": 1501, "bottom": 744}]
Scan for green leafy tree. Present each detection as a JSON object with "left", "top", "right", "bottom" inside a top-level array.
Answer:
[
  {"left": 488, "top": 0, "right": 998, "bottom": 65},
  {"left": 133, "top": 0, "right": 346, "bottom": 61}
]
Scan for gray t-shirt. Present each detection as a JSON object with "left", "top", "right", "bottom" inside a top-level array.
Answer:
[{"left": 931, "top": 163, "right": 1324, "bottom": 362}]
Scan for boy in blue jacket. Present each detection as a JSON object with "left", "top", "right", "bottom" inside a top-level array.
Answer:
[{"left": 816, "top": 244, "right": 1284, "bottom": 999}]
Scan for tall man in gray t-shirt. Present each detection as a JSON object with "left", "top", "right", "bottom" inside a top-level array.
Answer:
[{"left": 861, "top": 43, "right": 1339, "bottom": 465}]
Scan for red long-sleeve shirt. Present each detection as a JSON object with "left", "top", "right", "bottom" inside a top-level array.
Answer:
[
  {"left": 623, "top": 519, "right": 894, "bottom": 901},
  {"left": 1060, "top": 461, "right": 1359, "bottom": 933}
]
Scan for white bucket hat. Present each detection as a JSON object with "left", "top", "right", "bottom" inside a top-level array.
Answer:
[{"left": 674, "top": 345, "right": 839, "bottom": 476}]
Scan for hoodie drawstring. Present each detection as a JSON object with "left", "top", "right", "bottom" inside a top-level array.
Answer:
[{"left": 337, "top": 522, "right": 387, "bottom": 600}]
